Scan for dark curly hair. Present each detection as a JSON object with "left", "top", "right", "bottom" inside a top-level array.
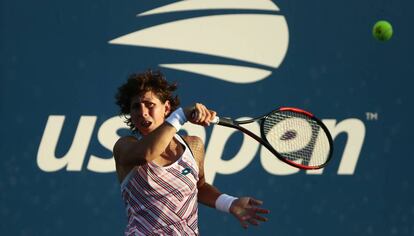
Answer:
[{"left": 115, "top": 70, "right": 180, "bottom": 132}]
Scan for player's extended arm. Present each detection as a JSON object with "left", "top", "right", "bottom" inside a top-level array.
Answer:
[
  {"left": 188, "top": 136, "right": 270, "bottom": 229},
  {"left": 113, "top": 124, "right": 175, "bottom": 166},
  {"left": 113, "top": 109, "right": 185, "bottom": 166},
  {"left": 114, "top": 104, "right": 213, "bottom": 166}
]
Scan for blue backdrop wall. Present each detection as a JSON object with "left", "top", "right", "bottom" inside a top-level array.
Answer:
[{"left": 1, "top": 0, "right": 413, "bottom": 235}]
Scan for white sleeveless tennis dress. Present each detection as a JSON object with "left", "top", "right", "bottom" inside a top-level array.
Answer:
[{"left": 121, "top": 135, "right": 199, "bottom": 236}]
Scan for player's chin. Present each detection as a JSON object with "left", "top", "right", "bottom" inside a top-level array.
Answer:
[
  {"left": 136, "top": 122, "right": 157, "bottom": 135},
  {"left": 136, "top": 126, "right": 152, "bottom": 136}
]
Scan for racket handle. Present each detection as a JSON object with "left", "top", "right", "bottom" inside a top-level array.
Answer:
[
  {"left": 191, "top": 110, "right": 220, "bottom": 124},
  {"left": 211, "top": 116, "right": 235, "bottom": 126},
  {"left": 211, "top": 116, "right": 220, "bottom": 124}
]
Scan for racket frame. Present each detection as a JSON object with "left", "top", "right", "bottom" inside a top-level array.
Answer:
[{"left": 214, "top": 107, "right": 334, "bottom": 170}]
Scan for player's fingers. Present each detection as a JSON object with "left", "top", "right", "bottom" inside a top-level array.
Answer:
[
  {"left": 192, "top": 104, "right": 216, "bottom": 126},
  {"left": 210, "top": 110, "right": 217, "bottom": 122},
  {"left": 190, "top": 104, "right": 200, "bottom": 121},
  {"left": 200, "top": 105, "right": 214, "bottom": 125},
  {"left": 238, "top": 217, "right": 250, "bottom": 229},
  {"left": 254, "top": 214, "right": 268, "bottom": 222},
  {"left": 195, "top": 104, "right": 204, "bottom": 122},
  {"left": 206, "top": 110, "right": 216, "bottom": 125},
  {"left": 250, "top": 207, "right": 270, "bottom": 214},
  {"left": 241, "top": 222, "right": 249, "bottom": 229},
  {"left": 201, "top": 109, "right": 210, "bottom": 124},
  {"left": 234, "top": 210, "right": 248, "bottom": 222},
  {"left": 192, "top": 111, "right": 202, "bottom": 123},
  {"left": 249, "top": 198, "right": 263, "bottom": 206},
  {"left": 200, "top": 106, "right": 209, "bottom": 123},
  {"left": 247, "top": 218, "right": 259, "bottom": 226}
]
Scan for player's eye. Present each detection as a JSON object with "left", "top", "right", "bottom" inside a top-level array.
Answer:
[{"left": 146, "top": 102, "right": 155, "bottom": 108}]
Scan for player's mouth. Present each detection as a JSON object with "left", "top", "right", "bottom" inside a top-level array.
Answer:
[{"left": 140, "top": 120, "right": 152, "bottom": 128}]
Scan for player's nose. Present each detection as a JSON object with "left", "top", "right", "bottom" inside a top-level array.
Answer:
[{"left": 138, "top": 104, "right": 149, "bottom": 117}]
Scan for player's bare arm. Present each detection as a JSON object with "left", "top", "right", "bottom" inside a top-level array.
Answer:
[
  {"left": 185, "top": 135, "right": 270, "bottom": 229},
  {"left": 183, "top": 135, "right": 222, "bottom": 208},
  {"left": 114, "top": 102, "right": 216, "bottom": 173},
  {"left": 113, "top": 123, "right": 177, "bottom": 166}
]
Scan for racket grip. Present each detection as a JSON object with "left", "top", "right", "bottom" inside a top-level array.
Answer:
[
  {"left": 212, "top": 116, "right": 237, "bottom": 126},
  {"left": 211, "top": 116, "right": 220, "bottom": 124},
  {"left": 191, "top": 111, "right": 220, "bottom": 124}
]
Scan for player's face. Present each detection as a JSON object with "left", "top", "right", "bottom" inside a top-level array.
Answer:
[{"left": 130, "top": 91, "right": 171, "bottom": 135}]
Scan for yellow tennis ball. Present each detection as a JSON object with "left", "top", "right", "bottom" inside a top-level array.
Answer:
[{"left": 372, "top": 20, "right": 393, "bottom": 41}]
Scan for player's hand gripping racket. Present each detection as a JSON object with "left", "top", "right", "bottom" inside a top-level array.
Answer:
[{"left": 211, "top": 107, "right": 333, "bottom": 170}]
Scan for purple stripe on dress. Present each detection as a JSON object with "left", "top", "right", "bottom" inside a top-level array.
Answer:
[
  {"left": 166, "top": 167, "right": 195, "bottom": 190},
  {"left": 177, "top": 191, "right": 197, "bottom": 217},
  {"left": 133, "top": 171, "right": 177, "bottom": 211},
  {"left": 146, "top": 165, "right": 184, "bottom": 200}
]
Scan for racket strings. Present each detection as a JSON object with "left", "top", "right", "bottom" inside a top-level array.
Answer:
[{"left": 263, "top": 111, "right": 331, "bottom": 168}]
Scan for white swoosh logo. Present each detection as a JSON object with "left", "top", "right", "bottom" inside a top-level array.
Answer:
[
  {"left": 160, "top": 63, "right": 271, "bottom": 84},
  {"left": 109, "top": 0, "right": 289, "bottom": 84},
  {"left": 138, "top": 0, "right": 279, "bottom": 16}
]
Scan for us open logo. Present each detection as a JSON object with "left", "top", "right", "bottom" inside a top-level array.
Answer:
[
  {"left": 37, "top": 0, "right": 366, "bottom": 182},
  {"left": 109, "top": 0, "right": 289, "bottom": 84}
]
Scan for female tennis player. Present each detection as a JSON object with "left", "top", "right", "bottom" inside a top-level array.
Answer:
[{"left": 113, "top": 70, "right": 270, "bottom": 235}]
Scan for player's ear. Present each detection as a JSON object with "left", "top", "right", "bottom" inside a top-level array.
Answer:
[{"left": 164, "top": 100, "right": 171, "bottom": 117}]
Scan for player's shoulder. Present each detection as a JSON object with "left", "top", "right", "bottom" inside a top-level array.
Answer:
[
  {"left": 181, "top": 135, "right": 204, "bottom": 146},
  {"left": 114, "top": 135, "right": 138, "bottom": 146},
  {"left": 181, "top": 135, "right": 205, "bottom": 162},
  {"left": 113, "top": 135, "right": 138, "bottom": 156}
]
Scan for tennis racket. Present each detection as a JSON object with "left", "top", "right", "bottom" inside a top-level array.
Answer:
[{"left": 211, "top": 107, "right": 333, "bottom": 170}]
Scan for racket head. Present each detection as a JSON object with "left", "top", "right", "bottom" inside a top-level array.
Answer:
[{"left": 260, "top": 107, "right": 333, "bottom": 170}]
